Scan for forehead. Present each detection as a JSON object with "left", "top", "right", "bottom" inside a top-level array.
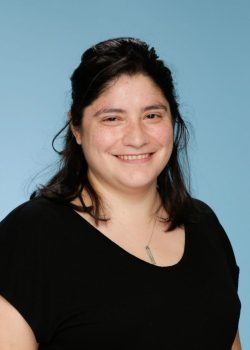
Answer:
[{"left": 91, "top": 73, "right": 167, "bottom": 107}]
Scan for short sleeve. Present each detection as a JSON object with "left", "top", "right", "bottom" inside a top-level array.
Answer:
[
  {"left": 211, "top": 212, "right": 240, "bottom": 291},
  {"left": 195, "top": 199, "right": 240, "bottom": 291},
  {"left": 0, "top": 200, "right": 55, "bottom": 343}
]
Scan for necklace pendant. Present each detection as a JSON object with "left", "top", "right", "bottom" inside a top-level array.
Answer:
[{"left": 145, "top": 245, "right": 156, "bottom": 265}]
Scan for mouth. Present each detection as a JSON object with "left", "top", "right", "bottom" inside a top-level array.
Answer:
[{"left": 114, "top": 153, "right": 153, "bottom": 161}]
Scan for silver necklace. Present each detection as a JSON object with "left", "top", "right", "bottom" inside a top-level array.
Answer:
[{"left": 145, "top": 217, "right": 157, "bottom": 265}]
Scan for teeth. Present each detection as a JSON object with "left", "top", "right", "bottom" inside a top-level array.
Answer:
[{"left": 117, "top": 154, "right": 151, "bottom": 160}]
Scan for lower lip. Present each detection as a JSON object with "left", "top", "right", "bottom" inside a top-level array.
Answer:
[{"left": 114, "top": 153, "right": 153, "bottom": 164}]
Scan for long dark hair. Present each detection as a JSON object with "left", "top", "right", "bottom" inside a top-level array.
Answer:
[{"left": 31, "top": 37, "right": 194, "bottom": 230}]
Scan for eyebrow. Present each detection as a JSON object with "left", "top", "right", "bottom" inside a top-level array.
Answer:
[
  {"left": 93, "top": 103, "right": 168, "bottom": 117},
  {"left": 143, "top": 104, "right": 168, "bottom": 112},
  {"left": 93, "top": 108, "right": 125, "bottom": 117}
]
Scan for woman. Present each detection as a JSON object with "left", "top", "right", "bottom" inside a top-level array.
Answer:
[{"left": 0, "top": 37, "right": 241, "bottom": 349}]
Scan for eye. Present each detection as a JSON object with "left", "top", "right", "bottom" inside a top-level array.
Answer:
[
  {"left": 145, "top": 113, "right": 161, "bottom": 120},
  {"left": 103, "top": 116, "right": 119, "bottom": 122},
  {"left": 101, "top": 116, "right": 123, "bottom": 126}
]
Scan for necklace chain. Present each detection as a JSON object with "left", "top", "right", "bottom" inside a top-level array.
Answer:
[{"left": 145, "top": 217, "right": 157, "bottom": 265}]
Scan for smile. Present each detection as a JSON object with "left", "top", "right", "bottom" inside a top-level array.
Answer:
[{"left": 115, "top": 153, "right": 152, "bottom": 160}]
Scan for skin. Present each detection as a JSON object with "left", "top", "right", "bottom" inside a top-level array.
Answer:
[
  {"left": 0, "top": 293, "right": 241, "bottom": 350},
  {"left": 73, "top": 73, "right": 174, "bottom": 197},
  {"left": 232, "top": 331, "right": 242, "bottom": 350},
  {"left": 71, "top": 73, "right": 184, "bottom": 267},
  {"left": 0, "top": 73, "right": 242, "bottom": 349},
  {"left": 0, "top": 295, "right": 38, "bottom": 350}
]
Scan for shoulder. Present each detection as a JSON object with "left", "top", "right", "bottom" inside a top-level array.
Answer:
[
  {"left": 187, "top": 198, "right": 233, "bottom": 243},
  {"left": 183, "top": 197, "right": 220, "bottom": 232},
  {"left": 0, "top": 197, "right": 75, "bottom": 273},
  {"left": 189, "top": 197, "right": 221, "bottom": 225},
  {"left": 189, "top": 198, "right": 239, "bottom": 269},
  {"left": 1, "top": 196, "right": 63, "bottom": 223},
  {"left": 0, "top": 196, "right": 68, "bottom": 240},
  {"left": 0, "top": 197, "right": 69, "bottom": 343},
  {"left": 190, "top": 197, "right": 215, "bottom": 214},
  {"left": 188, "top": 197, "right": 233, "bottom": 254}
]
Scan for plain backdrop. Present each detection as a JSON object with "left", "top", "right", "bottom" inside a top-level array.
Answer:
[{"left": 0, "top": 0, "right": 249, "bottom": 347}]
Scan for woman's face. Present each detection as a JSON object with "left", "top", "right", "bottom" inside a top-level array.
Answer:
[{"left": 73, "top": 73, "right": 174, "bottom": 194}]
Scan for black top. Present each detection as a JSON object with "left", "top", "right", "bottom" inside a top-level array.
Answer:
[{"left": 0, "top": 197, "right": 241, "bottom": 349}]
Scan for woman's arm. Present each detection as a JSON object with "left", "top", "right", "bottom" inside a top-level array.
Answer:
[
  {"left": 232, "top": 330, "right": 242, "bottom": 350},
  {"left": 0, "top": 295, "right": 38, "bottom": 350}
]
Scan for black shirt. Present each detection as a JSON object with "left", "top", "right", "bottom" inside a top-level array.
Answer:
[{"left": 0, "top": 197, "right": 241, "bottom": 349}]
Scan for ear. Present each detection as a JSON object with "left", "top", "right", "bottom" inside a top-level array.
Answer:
[{"left": 68, "top": 112, "right": 82, "bottom": 145}]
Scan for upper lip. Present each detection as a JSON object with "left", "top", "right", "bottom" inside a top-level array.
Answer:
[{"left": 114, "top": 152, "right": 153, "bottom": 156}]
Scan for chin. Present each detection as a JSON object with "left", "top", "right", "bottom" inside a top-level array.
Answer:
[{"left": 116, "top": 178, "right": 157, "bottom": 192}]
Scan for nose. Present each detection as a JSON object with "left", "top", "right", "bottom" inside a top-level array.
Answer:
[{"left": 122, "top": 119, "right": 149, "bottom": 148}]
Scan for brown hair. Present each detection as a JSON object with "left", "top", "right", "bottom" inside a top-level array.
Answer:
[{"left": 31, "top": 37, "right": 194, "bottom": 230}]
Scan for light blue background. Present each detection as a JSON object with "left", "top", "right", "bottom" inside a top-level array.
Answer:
[{"left": 0, "top": 0, "right": 249, "bottom": 346}]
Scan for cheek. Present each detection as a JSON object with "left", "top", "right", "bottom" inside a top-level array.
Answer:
[
  {"left": 83, "top": 127, "right": 116, "bottom": 152},
  {"left": 153, "top": 125, "right": 174, "bottom": 147}
]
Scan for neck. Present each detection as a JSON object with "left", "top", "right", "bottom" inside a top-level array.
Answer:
[
  {"left": 83, "top": 180, "right": 162, "bottom": 225},
  {"left": 105, "top": 186, "right": 161, "bottom": 224}
]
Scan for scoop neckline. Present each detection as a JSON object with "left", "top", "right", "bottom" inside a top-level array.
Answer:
[{"left": 64, "top": 203, "right": 190, "bottom": 271}]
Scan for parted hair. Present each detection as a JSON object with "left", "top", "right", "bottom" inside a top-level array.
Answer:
[{"left": 31, "top": 37, "right": 194, "bottom": 230}]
